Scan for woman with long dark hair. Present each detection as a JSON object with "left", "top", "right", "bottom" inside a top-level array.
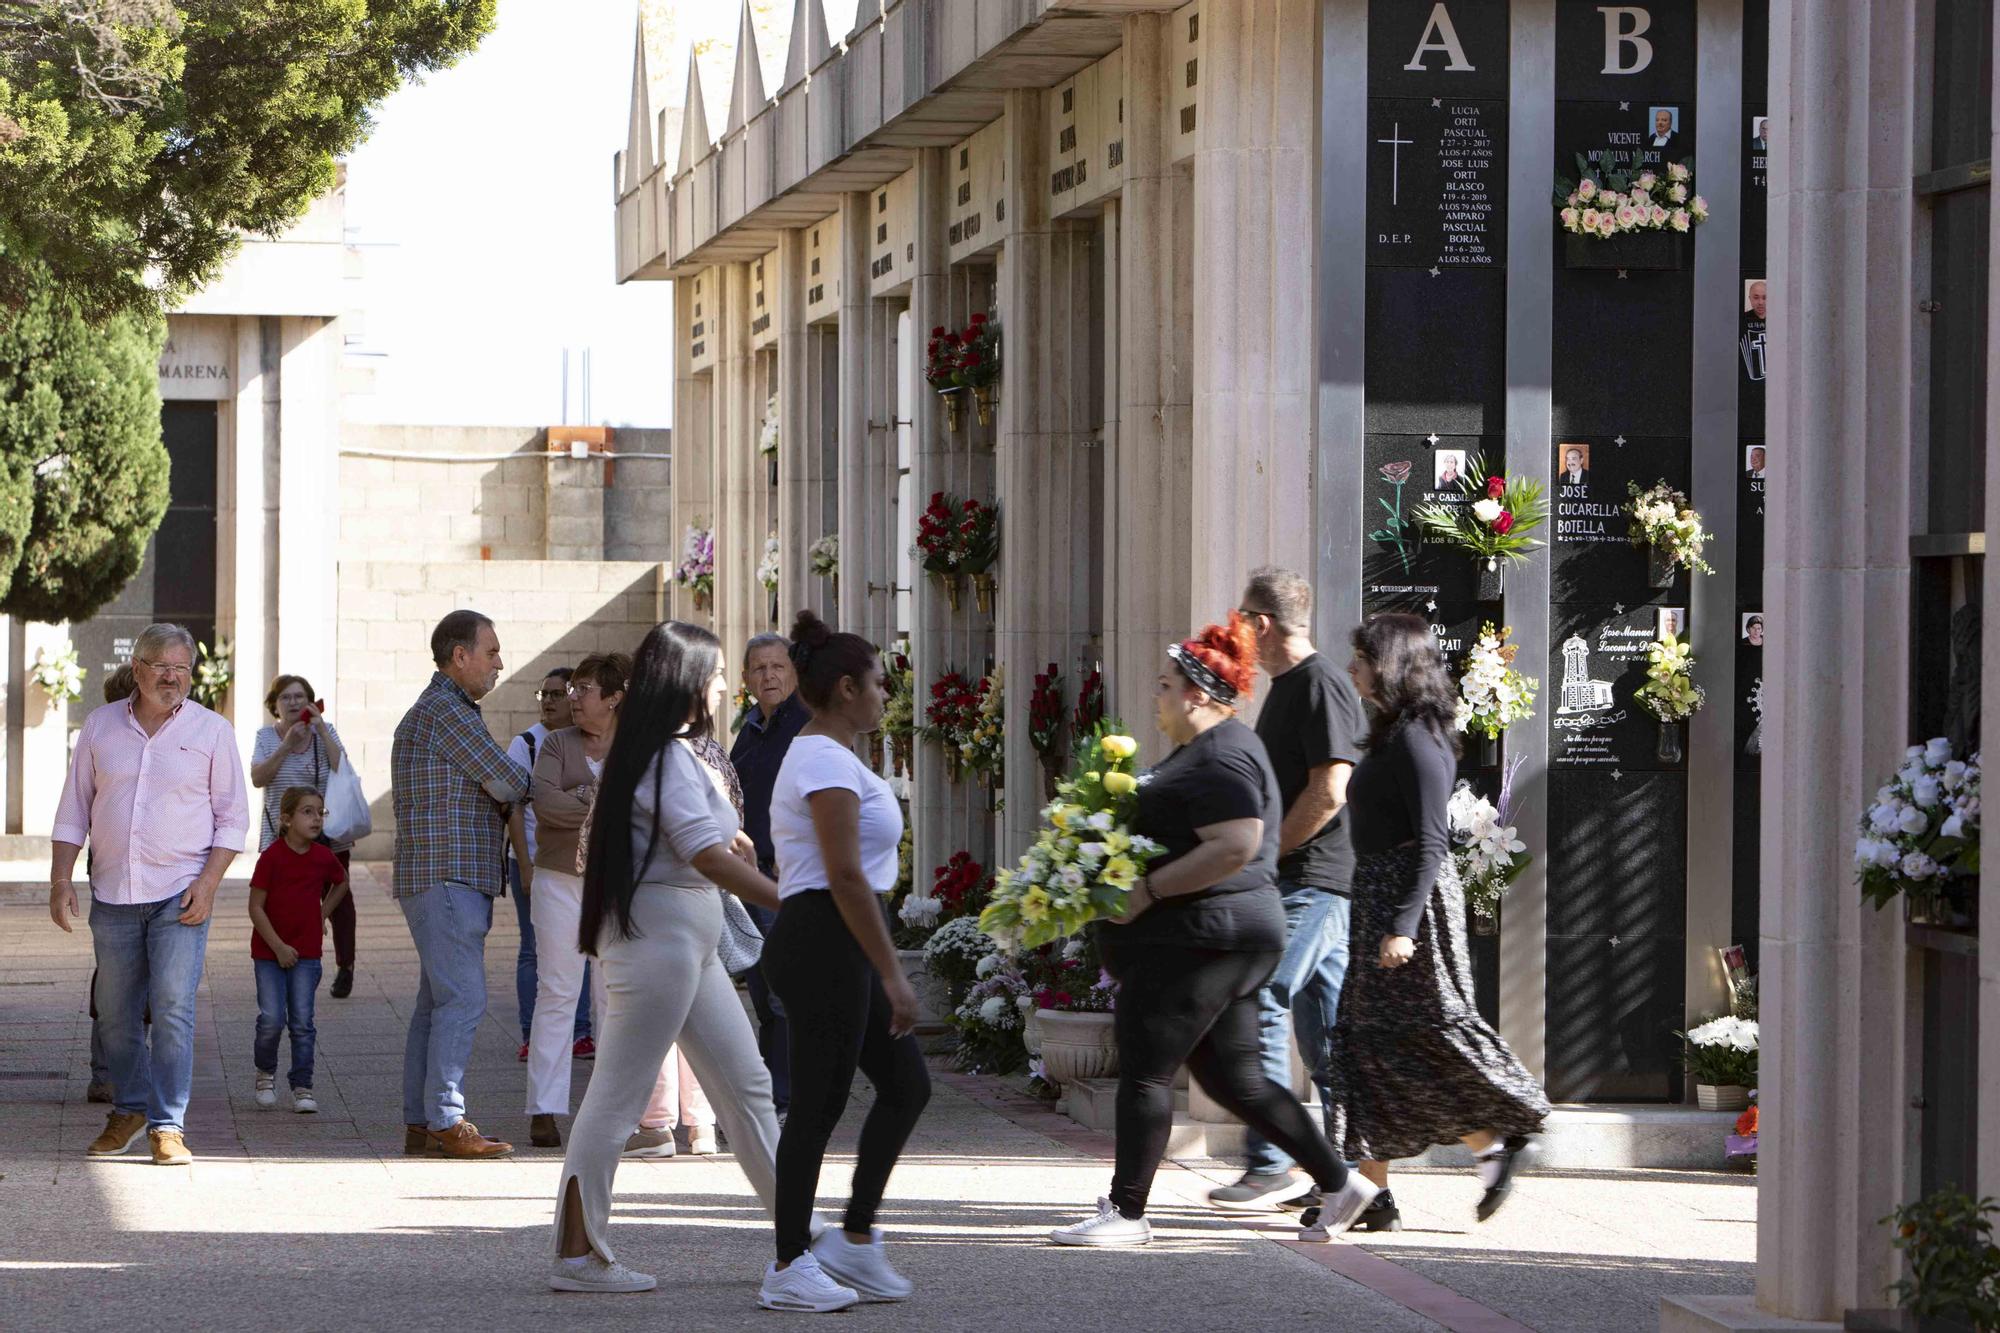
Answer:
[
  {"left": 1050, "top": 615, "right": 1379, "bottom": 1248},
  {"left": 757, "top": 610, "right": 928, "bottom": 1314},
  {"left": 546, "top": 621, "right": 784, "bottom": 1295},
  {"left": 1328, "top": 613, "right": 1547, "bottom": 1221}
]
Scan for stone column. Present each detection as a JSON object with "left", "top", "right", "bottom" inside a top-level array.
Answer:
[
  {"left": 1757, "top": 0, "right": 1918, "bottom": 1318},
  {"left": 225, "top": 315, "right": 273, "bottom": 757},
  {"left": 837, "top": 190, "right": 873, "bottom": 636},
  {"left": 778, "top": 228, "right": 812, "bottom": 617},
  {"left": 1188, "top": 0, "right": 1319, "bottom": 632},
  {"left": 1108, "top": 12, "right": 1194, "bottom": 758},
  {"left": 671, "top": 273, "right": 709, "bottom": 623},
  {"left": 720, "top": 261, "right": 757, "bottom": 652},
  {"left": 275, "top": 317, "right": 340, "bottom": 707}
]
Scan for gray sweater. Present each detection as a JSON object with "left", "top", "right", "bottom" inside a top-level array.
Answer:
[{"left": 629, "top": 741, "right": 739, "bottom": 888}]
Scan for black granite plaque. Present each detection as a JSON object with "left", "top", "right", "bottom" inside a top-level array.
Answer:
[
  {"left": 1550, "top": 275, "right": 1693, "bottom": 438},
  {"left": 1362, "top": 434, "right": 1506, "bottom": 608},
  {"left": 1549, "top": 435, "right": 1693, "bottom": 603},
  {"left": 1549, "top": 601, "right": 1699, "bottom": 772},
  {"left": 1545, "top": 931, "right": 1684, "bottom": 1101},
  {"left": 1732, "top": 782, "right": 1761, "bottom": 968},
  {"left": 1368, "top": 97, "right": 1508, "bottom": 269},
  {"left": 1737, "top": 444, "right": 1766, "bottom": 601},
  {"left": 1741, "top": 106, "right": 1769, "bottom": 262},
  {"left": 1369, "top": 0, "right": 1510, "bottom": 99},
  {"left": 1365, "top": 268, "right": 1507, "bottom": 435},
  {"left": 1555, "top": 0, "right": 1696, "bottom": 104}
]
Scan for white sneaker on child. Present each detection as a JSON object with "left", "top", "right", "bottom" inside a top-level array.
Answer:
[
  {"left": 293, "top": 1089, "right": 317, "bottom": 1114},
  {"left": 811, "top": 1227, "right": 913, "bottom": 1301},
  {"left": 254, "top": 1072, "right": 276, "bottom": 1109},
  {"left": 757, "top": 1253, "right": 859, "bottom": 1313}
]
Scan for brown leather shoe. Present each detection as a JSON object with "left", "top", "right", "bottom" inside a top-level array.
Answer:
[
  {"left": 530, "top": 1113, "right": 561, "bottom": 1148},
  {"left": 432, "top": 1119, "right": 512, "bottom": 1159},
  {"left": 149, "top": 1128, "right": 193, "bottom": 1165},
  {"left": 87, "top": 1110, "right": 147, "bottom": 1156},
  {"left": 404, "top": 1124, "right": 442, "bottom": 1156}
]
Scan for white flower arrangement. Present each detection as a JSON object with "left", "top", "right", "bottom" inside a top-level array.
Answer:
[
  {"left": 30, "top": 644, "right": 85, "bottom": 706},
  {"left": 1454, "top": 623, "right": 1539, "bottom": 741},
  {"left": 1555, "top": 157, "right": 1708, "bottom": 239},
  {"left": 1855, "top": 738, "right": 1982, "bottom": 911},
  {"left": 897, "top": 893, "right": 942, "bottom": 931},
  {"left": 809, "top": 532, "right": 838, "bottom": 580},
  {"left": 1680, "top": 1014, "right": 1758, "bottom": 1086},
  {"left": 1447, "top": 774, "right": 1529, "bottom": 917},
  {"left": 759, "top": 392, "right": 779, "bottom": 456},
  {"left": 922, "top": 914, "right": 995, "bottom": 969},
  {"left": 755, "top": 533, "right": 780, "bottom": 592},
  {"left": 1627, "top": 481, "right": 1715, "bottom": 575}
]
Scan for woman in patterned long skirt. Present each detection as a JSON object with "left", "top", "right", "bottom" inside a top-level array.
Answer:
[{"left": 1327, "top": 613, "right": 1549, "bottom": 1222}]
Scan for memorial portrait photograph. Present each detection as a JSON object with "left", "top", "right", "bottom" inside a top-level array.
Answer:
[
  {"left": 1434, "top": 448, "right": 1468, "bottom": 490},
  {"left": 1658, "top": 607, "right": 1687, "bottom": 639},
  {"left": 1649, "top": 105, "right": 1680, "bottom": 147},
  {"left": 1742, "top": 613, "right": 1765, "bottom": 646},
  {"left": 1558, "top": 442, "right": 1590, "bottom": 485},
  {"left": 1744, "top": 278, "right": 1768, "bottom": 319},
  {"left": 1745, "top": 445, "right": 1766, "bottom": 478},
  {"left": 1750, "top": 115, "right": 1769, "bottom": 150}
]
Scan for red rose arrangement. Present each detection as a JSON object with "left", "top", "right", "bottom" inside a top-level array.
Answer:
[
  {"left": 1073, "top": 664, "right": 1105, "bottom": 736},
  {"left": 924, "top": 313, "right": 1001, "bottom": 391},
  {"left": 1029, "top": 663, "right": 1065, "bottom": 758},
  {"left": 917, "top": 492, "right": 1000, "bottom": 575},
  {"left": 931, "top": 851, "right": 989, "bottom": 915},
  {"left": 922, "top": 668, "right": 981, "bottom": 771}
]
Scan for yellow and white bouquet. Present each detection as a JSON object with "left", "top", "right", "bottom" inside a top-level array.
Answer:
[{"left": 980, "top": 722, "right": 1165, "bottom": 951}]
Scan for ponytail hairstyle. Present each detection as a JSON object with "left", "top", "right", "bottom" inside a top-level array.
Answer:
[
  {"left": 788, "top": 609, "right": 879, "bottom": 713},
  {"left": 1351, "top": 612, "right": 1461, "bottom": 754},
  {"left": 578, "top": 621, "right": 722, "bottom": 950},
  {"left": 1167, "top": 611, "right": 1259, "bottom": 709}
]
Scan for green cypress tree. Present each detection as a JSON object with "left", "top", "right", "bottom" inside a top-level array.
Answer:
[{"left": 0, "top": 271, "right": 168, "bottom": 623}]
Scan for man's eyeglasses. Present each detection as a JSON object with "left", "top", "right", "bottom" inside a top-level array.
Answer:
[
  {"left": 139, "top": 660, "right": 192, "bottom": 679},
  {"left": 1236, "top": 607, "right": 1273, "bottom": 623}
]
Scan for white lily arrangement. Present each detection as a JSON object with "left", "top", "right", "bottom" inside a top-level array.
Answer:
[
  {"left": 755, "top": 534, "right": 780, "bottom": 592},
  {"left": 809, "top": 532, "right": 838, "bottom": 580},
  {"left": 1454, "top": 623, "right": 1539, "bottom": 741},
  {"left": 1855, "top": 738, "right": 1982, "bottom": 911},
  {"left": 1447, "top": 769, "right": 1530, "bottom": 917},
  {"left": 1627, "top": 480, "right": 1715, "bottom": 575},
  {"left": 30, "top": 644, "right": 85, "bottom": 706},
  {"left": 759, "top": 393, "right": 779, "bottom": 455}
]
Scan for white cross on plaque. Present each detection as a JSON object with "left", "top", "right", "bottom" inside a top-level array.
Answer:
[
  {"left": 1378, "top": 122, "right": 1413, "bottom": 205},
  {"left": 1431, "top": 97, "right": 1442, "bottom": 109},
  {"left": 1614, "top": 434, "right": 1627, "bottom": 446},
  {"left": 1425, "top": 597, "right": 1438, "bottom": 613},
  {"left": 1609, "top": 934, "right": 1622, "bottom": 946},
  {"left": 1611, "top": 768, "right": 1625, "bottom": 781},
  {"left": 1426, "top": 433, "right": 1440, "bottom": 447},
  {"left": 1613, "top": 601, "right": 1625, "bottom": 614},
  {"left": 1428, "top": 265, "right": 1441, "bottom": 278},
  {"left": 1619, "top": 101, "right": 1631, "bottom": 111}
]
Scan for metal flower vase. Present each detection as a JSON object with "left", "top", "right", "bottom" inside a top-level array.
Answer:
[
  {"left": 933, "top": 572, "right": 963, "bottom": 612},
  {"left": 973, "top": 572, "right": 997, "bottom": 615},
  {"left": 940, "top": 388, "right": 966, "bottom": 433},
  {"left": 1475, "top": 557, "right": 1505, "bottom": 601},
  {"left": 973, "top": 382, "right": 998, "bottom": 427}
]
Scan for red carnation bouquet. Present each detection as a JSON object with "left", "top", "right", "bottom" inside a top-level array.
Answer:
[
  {"left": 924, "top": 314, "right": 1001, "bottom": 391},
  {"left": 1073, "top": 664, "right": 1105, "bottom": 736},
  {"left": 922, "top": 668, "right": 982, "bottom": 777}
]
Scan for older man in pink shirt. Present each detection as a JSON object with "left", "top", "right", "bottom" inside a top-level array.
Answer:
[{"left": 51, "top": 623, "right": 249, "bottom": 1165}]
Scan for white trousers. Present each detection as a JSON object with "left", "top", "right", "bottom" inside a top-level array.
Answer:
[
  {"left": 524, "top": 869, "right": 606, "bottom": 1116},
  {"left": 551, "top": 884, "right": 781, "bottom": 1265},
  {"left": 642, "top": 1045, "right": 715, "bottom": 1131}
]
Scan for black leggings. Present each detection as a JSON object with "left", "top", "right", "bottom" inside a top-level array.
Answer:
[
  {"left": 762, "top": 891, "right": 932, "bottom": 1262},
  {"left": 1109, "top": 943, "right": 1350, "bottom": 1218}
]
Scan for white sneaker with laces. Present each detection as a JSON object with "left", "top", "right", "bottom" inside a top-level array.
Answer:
[
  {"left": 254, "top": 1073, "right": 276, "bottom": 1109},
  {"left": 547, "top": 1252, "right": 657, "bottom": 1294},
  {"left": 811, "top": 1227, "right": 913, "bottom": 1301},
  {"left": 1299, "top": 1175, "right": 1382, "bottom": 1242},
  {"left": 293, "top": 1089, "right": 317, "bottom": 1114},
  {"left": 757, "top": 1253, "right": 860, "bottom": 1313},
  {"left": 688, "top": 1127, "right": 719, "bottom": 1155},
  {"left": 1050, "top": 1197, "right": 1152, "bottom": 1247}
]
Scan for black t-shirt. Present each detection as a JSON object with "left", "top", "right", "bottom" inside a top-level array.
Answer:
[
  {"left": 1099, "top": 718, "right": 1284, "bottom": 955},
  {"left": 1254, "top": 653, "right": 1366, "bottom": 893}
]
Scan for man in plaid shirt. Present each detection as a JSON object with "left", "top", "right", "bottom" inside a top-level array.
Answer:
[{"left": 393, "top": 609, "right": 530, "bottom": 1159}]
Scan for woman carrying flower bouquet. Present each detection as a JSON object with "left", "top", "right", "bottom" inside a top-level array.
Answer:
[
  {"left": 1050, "top": 615, "right": 1379, "bottom": 1248},
  {"left": 547, "top": 622, "right": 788, "bottom": 1297},
  {"left": 1329, "top": 613, "right": 1548, "bottom": 1222},
  {"left": 758, "top": 610, "right": 930, "bottom": 1312}
]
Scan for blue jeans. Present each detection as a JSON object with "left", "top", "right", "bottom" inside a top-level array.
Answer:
[
  {"left": 89, "top": 896, "right": 211, "bottom": 1131},
  {"left": 1245, "top": 883, "right": 1351, "bottom": 1175},
  {"left": 509, "top": 859, "right": 591, "bottom": 1044},
  {"left": 401, "top": 882, "right": 493, "bottom": 1131},
  {"left": 254, "top": 958, "right": 322, "bottom": 1089}
]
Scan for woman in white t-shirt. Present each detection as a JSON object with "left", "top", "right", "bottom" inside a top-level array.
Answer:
[{"left": 755, "top": 611, "right": 927, "bottom": 1314}]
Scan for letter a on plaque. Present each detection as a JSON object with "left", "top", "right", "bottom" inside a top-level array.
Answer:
[
  {"left": 1599, "top": 5, "right": 1655, "bottom": 74},
  {"left": 1404, "top": 2, "right": 1476, "bottom": 72}
]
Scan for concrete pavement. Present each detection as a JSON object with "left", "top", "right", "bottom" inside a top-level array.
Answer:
[{"left": 0, "top": 867, "right": 1752, "bottom": 1330}]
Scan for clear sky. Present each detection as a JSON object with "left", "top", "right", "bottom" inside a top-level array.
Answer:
[{"left": 342, "top": 0, "right": 682, "bottom": 429}]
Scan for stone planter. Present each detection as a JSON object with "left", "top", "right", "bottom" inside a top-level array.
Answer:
[
  {"left": 1038, "top": 1009, "right": 1118, "bottom": 1087},
  {"left": 1563, "top": 229, "right": 1690, "bottom": 271},
  {"left": 1695, "top": 1082, "right": 1749, "bottom": 1112},
  {"left": 896, "top": 948, "right": 951, "bottom": 1036},
  {"left": 1022, "top": 1005, "right": 1044, "bottom": 1058}
]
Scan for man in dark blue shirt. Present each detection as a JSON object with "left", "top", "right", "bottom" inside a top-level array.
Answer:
[{"left": 728, "top": 633, "right": 808, "bottom": 1115}]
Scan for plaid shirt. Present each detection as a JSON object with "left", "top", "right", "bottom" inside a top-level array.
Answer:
[{"left": 391, "top": 672, "right": 529, "bottom": 898}]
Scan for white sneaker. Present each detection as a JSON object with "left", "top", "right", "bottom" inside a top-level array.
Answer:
[
  {"left": 1050, "top": 1197, "right": 1152, "bottom": 1247},
  {"left": 547, "top": 1252, "right": 657, "bottom": 1294},
  {"left": 688, "top": 1127, "right": 719, "bottom": 1155},
  {"left": 622, "top": 1127, "right": 677, "bottom": 1158},
  {"left": 254, "top": 1073, "right": 276, "bottom": 1109},
  {"left": 758, "top": 1253, "right": 860, "bottom": 1313},
  {"left": 812, "top": 1227, "right": 913, "bottom": 1302},
  {"left": 1299, "top": 1175, "right": 1382, "bottom": 1242},
  {"left": 293, "top": 1089, "right": 317, "bottom": 1115}
]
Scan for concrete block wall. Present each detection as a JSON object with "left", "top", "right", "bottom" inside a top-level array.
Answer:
[{"left": 334, "top": 559, "right": 667, "bottom": 860}]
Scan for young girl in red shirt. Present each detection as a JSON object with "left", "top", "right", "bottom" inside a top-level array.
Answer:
[{"left": 249, "top": 788, "right": 349, "bottom": 1113}]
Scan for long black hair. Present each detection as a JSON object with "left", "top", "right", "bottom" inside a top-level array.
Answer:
[
  {"left": 1351, "top": 613, "right": 1461, "bottom": 755},
  {"left": 578, "top": 621, "right": 721, "bottom": 950}
]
